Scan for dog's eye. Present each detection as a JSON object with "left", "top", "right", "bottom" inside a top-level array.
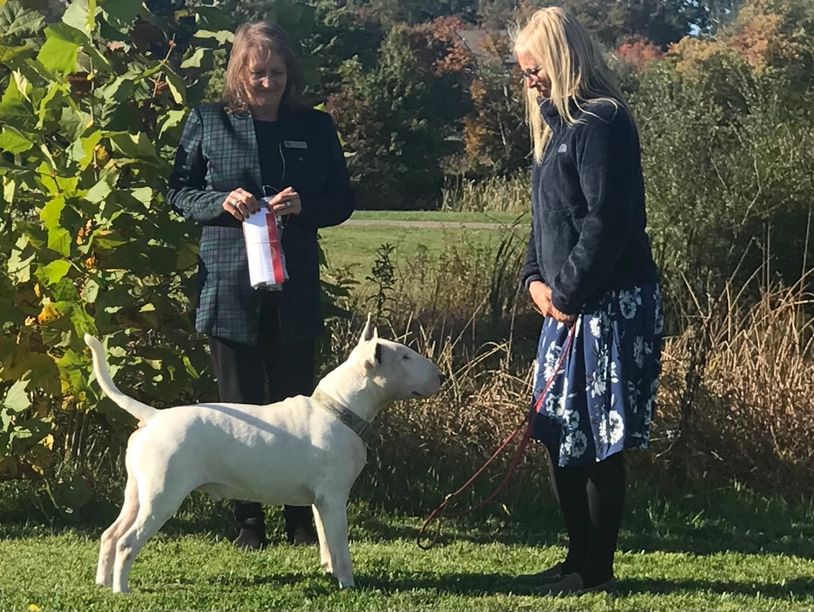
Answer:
[{"left": 402, "top": 354, "right": 411, "bottom": 361}]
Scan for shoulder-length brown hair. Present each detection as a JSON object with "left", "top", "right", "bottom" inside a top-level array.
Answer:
[{"left": 222, "top": 21, "right": 305, "bottom": 114}]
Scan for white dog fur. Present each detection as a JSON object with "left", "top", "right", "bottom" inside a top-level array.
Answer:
[{"left": 85, "top": 319, "right": 443, "bottom": 593}]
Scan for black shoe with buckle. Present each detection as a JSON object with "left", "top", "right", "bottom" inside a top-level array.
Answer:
[{"left": 232, "top": 517, "right": 268, "bottom": 550}]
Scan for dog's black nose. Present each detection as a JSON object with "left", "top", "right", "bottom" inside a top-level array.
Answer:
[{"left": 438, "top": 373, "right": 447, "bottom": 385}]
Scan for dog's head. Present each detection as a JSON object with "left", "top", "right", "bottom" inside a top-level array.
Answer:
[{"left": 350, "top": 315, "right": 445, "bottom": 401}]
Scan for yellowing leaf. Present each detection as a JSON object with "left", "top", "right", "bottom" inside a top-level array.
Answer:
[{"left": 37, "top": 302, "right": 61, "bottom": 324}]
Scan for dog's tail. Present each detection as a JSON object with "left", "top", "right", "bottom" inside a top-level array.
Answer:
[{"left": 84, "top": 333, "right": 158, "bottom": 424}]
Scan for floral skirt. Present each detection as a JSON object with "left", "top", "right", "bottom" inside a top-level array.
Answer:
[{"left": 530, "top": 283, "right": 663, "bottom": 468}]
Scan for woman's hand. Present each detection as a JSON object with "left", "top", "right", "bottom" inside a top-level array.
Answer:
[
  {"left": 266, "top": 187, "right": 301, "bottom": 216},
  {"left": 223, "top": 188, "right": 260, "bottom": 221},
  {"left": 528, "top": 281, "right": 577, "bottom": 326},
  {"left": 528, "top": 280, "right": 553, "bottom": 317}
]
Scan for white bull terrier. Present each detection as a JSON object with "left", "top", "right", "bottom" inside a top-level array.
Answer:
[{"left": 85, "top": 318, "right": 444, "bottom": 593}]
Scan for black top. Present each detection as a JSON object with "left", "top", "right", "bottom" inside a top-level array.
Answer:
[
  {"left": 253, "top": 118, "right": 285, "bottom": 194},
  {"left": 519, "top": 99, "right": 659, "bottom": 315}
]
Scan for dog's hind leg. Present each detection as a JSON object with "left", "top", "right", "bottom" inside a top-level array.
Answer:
[
  {"left": 313, "top": 499, "right": 354, "bottom": 588},
  {"left": 96, "top": 474, "right": 139, "bottom": 587},
  {"left": 312, "top": 505, "right": 333, "bottom": 575},
  {"left": 112, "top": 485, "right": 187, "bottom": 593}
]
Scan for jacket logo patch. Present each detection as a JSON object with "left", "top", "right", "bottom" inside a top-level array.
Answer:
[
  {"left": 557, "top": 143, "right": 568, "bottom": 153},
  {"left": 284, "top": 140, "right": 308, "bottom": 149}
]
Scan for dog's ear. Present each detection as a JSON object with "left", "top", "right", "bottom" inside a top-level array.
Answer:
[
  {"left": 362, "top": 340, "right": 382, "bottom": 370},
  {"left": 359, "top": 313, "right": 375, "bottom": 344}
]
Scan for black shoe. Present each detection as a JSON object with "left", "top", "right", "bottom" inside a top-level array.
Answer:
[
  {"left": 288, "top": 524, "right": 318, "bottom": 545},
  {"left": 233, "top": 519, "right": 268, "bottom": 550}
]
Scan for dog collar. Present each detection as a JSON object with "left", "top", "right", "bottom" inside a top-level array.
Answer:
[{"left": 312, "top": 388, "right": 380, "bottom": 449}]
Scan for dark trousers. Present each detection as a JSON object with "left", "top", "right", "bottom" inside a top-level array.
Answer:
[
  {"left": 548, "top": 450, "right": 626, "bottom": 586},
  {"left": 208, "top": 294, "right": 316, "bottom": 537}
]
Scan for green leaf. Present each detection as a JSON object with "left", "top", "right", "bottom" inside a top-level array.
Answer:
[
  {"left": 99, "top": 75, "right": 134, "bottom": 102},
  {"left": 130, "top": 186, "right": 153, "bottom": 205},
  {"left": 0, "top": 74, "right": 31, "bottom": 122},
  {"left": 193, "top": 7, "right": 234, "bottom": 32},
  {"left": 37, "top": 23, "right": 87, "bottom": 74},
  {"left": 98, "top": 0, "right": 140, "bottom": 33},
  {"left": 84, "top": 43, "right": 112, "bottom": 73},
  {"left": 8, "top": 247, "right": 34, "bottom": 283},
  {"left": 161, "top": 64, "right": 185, "bottom": 105},
  {"left": 180, "top": 47, "right": 207, "bottom": 69},
  {"left": 39, "top": 259, "right": 71, "bottom": 284},
  {"left": 0, "top": 126, "right": 33, "bottom": 153},
  {"left": 3, "top": 379, "right": 31, "bottom": 412},
  {"left": 47, "top": 226, "right": 71, "bottom": 256},
  {"left": 2, "top": 176, "right": 15, "bottom": 205},
  {"left": 85, "top": 176, "right": 111, "bottom": 203},
  {"left": 0, "top": 2, "right": 44, "bottom": 43},
  {"left": 193, "top": 30, "right": 233, "bottom": 45},
  {"left": 59, "top": 105, "right": 92, "bottom": 143},
  {"left": 107, "top": 131, "right": 157, "bottom": 160},
  {"left": 71, "top": 129, "right": 101, "bottom": 169},
  {"left": 40, "top": 195, "right": 65, "bottom": 228},
  {"left": 62, "top": 0, "right": 96, "bottom": 36},
  {"left": 0, "top": 42, "right": 34, "bottom": 64},
  {"left": 0, "top": 347, "right": 60, "bottom": 396},
  {"left": 80, "top": 278, "right": 99, "bottom": 303},
  {"left": 40, "top": 196, "right": 71, "bottom": 255},
  {"left": 157, "top": 109, "right": 186, "bottom": 143},
  {"left": 37, "top": 82, "right": 66, "bottom": 128}
]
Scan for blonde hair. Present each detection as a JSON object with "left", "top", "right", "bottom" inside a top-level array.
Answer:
[
  {"left": 222, "top": 22, "right": 305, "bottom": 114},
  {"left": 513, "top": 7, "right": 629, "bottom": 163}
]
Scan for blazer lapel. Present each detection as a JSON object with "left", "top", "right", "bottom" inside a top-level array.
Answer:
[{"left": 227, "top": 112, "right": 263, "bottom": 196}]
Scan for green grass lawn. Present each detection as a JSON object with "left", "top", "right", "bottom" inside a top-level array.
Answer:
[
  {"left": 347, "top": 210, "right": 529, "bottom": 224},
  {"left": 2, "top": 487, "right": 813, "bottom": 612},
  {"left": 319, "top": 210, "right": 530, "bottom": 277}
]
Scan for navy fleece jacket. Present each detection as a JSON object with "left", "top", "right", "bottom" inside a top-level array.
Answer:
[{"left": 520, "top": 99, "right": 659, "bottom": 314}]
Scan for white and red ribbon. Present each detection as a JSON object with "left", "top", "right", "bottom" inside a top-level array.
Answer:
[{"left": 243, "top": 209, "right": 288, "bottom": 290}]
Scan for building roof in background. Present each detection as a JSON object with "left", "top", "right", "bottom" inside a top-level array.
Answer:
[{"left": 458, "top": 29, "right": 516, "bottom": 66}]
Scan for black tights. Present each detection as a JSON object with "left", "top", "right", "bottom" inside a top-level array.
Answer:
[{"left": 549, "top": 450, "right": 626, "bottom": 586}]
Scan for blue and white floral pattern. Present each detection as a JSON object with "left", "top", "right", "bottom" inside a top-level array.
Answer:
[{"left": 530, "top": 283, "right": 663, "bottom": 467}]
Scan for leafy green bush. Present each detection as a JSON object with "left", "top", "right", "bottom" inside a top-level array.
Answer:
[
  {"left": 634, "top": 48, "right": 814, "bottom": 310},
  {"left": 0, "top": 0, "right": 233, "bottom": 480}
]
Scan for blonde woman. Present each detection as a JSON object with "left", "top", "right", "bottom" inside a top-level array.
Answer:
[
  {"left": 167, "top": 22, "right": 354, "bottom": 549},
  {"left": 515, "top": 8, "right": 662, "bottom": 595}
]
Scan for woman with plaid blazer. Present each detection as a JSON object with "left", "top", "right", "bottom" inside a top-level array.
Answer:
[{"left": 167, "top": 22, "right": 353, "bottom": 549}]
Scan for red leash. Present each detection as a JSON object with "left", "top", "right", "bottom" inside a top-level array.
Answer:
[{"left": 417, "top": 326, "right": 575, "bottom": 550}]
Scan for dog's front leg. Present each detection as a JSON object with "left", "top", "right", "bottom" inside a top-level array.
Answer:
[
  {"left": 312, "top": 505, "right": 333, "bottom": 575},
  {"left": 314, "top": 499, "right": 354, "bottom": 588}
]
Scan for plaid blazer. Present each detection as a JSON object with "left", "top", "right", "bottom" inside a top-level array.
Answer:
[{"left": 167, "top": 103, "right": 354, "bottom": 345}]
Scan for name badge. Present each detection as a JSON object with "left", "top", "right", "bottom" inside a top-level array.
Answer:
[{"left": 284, "top": 140, "right": 308, "bottom": 149}]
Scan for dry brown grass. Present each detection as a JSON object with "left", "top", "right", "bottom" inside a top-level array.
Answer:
[
  {"left": 328, "top": 279, "right": 814, "bottom": 510},
  {"left": 655, "top": 283, "right": 814, "bottom": 494}
]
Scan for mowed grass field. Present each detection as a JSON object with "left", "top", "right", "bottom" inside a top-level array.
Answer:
[
  {"left": 1, "top": 487, "right": 813, "bottom": 612},
  {"left": 319, "top": 210, "right": 530, "bottom": 278}
]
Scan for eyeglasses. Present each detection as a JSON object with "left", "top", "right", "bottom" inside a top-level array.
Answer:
[
  {"left": 519, "top": 66, "right": 543, "bottom": 82},
  {"left": 247, "top": 69, "right": 287, "bottom": 84}
]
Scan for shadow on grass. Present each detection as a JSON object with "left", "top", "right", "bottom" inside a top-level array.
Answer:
[
  {"left": 2, "top": 483, "right": 813, "bottom": 561},
  {"left": 350, "top": 571, "right": 814, "bottom": 601}
]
